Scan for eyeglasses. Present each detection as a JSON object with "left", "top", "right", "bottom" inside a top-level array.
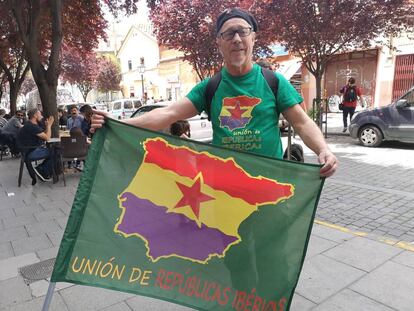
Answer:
[
  {"left": 17, "top": 114, "right": 24, "bottom": 117},
  {"left": 219, "top": 27, "right": 252, "bottom": 41}
]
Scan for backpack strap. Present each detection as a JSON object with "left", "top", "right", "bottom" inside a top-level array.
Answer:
[
  {"left": 204, "top": 67, "right": 279, "bottom": 121},
  {"left": 260, "top": 67, "right": 279, "bottom": 100},
  {"left": 205, "top": 71, "right": 222, "bottom": 121}
]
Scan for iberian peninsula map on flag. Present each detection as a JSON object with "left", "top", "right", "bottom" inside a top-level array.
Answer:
[{"left": 51, "top": 118, "right": 325, "bottom": 311}]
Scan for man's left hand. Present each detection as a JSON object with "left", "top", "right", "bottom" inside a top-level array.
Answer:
[
  {"left": 45, "top": 116, "right": 54, "bottom": 127},
  {"left": 318, "top": 149, "right": 338, "bottom": 177}
]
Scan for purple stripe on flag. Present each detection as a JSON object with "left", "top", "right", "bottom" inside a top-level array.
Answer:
[{"left": 116, "top": 192, "right": 239, "bottom": 262}]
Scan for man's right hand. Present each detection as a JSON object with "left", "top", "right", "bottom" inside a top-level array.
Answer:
[{"left": 90, "top": 110, "right": 110, "bottom": 133}]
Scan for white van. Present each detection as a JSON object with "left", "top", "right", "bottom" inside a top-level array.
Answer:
[{"left": 110, "top": 99, "right": 142, "bottom": 119}]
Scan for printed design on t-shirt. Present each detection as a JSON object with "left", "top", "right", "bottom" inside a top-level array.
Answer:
[{"left": 219, "top": 95, "right": 261, "bottom": 131}]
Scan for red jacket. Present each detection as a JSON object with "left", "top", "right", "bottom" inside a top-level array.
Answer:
[{"left": 340, "top": 85, "right": 362, "bottom": 108}]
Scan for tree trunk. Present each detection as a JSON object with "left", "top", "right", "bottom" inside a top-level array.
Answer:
[
  {"left": 9, "top": 83, "right": 19, "bottom": 115},
  {"left": 313, "top": 71, "right": 325, "bottom": 128},
  {"left": 77, "top": 84, "right": 91, "bottom": 102},
  {"left": 82, "top": 92, "right": 87, "bottom": 102},
  {"left": 0, "top": 54, "right": 29, "bottom": 115},
  {"left": 315, "top": 74, "right": 322, "bottom": 102},
  {"left": 0, "top": 76, "right": 5, "bottom": 106},
  {"left": 8, "top": 65, "right": 29, "bottom": 116},
  {"left": 35, "top": 75, "right": 59, "bottom": 137},
  {"left": 11, "top": 0, "right": 62, "bottom": 137}
]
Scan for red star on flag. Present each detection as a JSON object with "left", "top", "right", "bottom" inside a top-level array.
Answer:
[{"left": 174, "top": 174, "right": 215, "bottom": 223}]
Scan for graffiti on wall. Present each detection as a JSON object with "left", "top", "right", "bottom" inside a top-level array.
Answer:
[
  {"left": 335, "top": 68, "right": 359, "bottom": 78},
  {"left": 325, "top": 50, "right": 378, "bottom": 101}
]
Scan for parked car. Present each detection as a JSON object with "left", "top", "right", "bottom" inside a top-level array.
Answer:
[
  {"left": 92, "top": 103, "right": 110, "bottom": 112},
  {"left": 349, "top": 86, "right": 414, "bottom": 147},
  {"left": 130, "top": 102, "right": 213, "bottom": 143},
  {"left": 111, "top": 99, "right": 143, "bottom": 119}
]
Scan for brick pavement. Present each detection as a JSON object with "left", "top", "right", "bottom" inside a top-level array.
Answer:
[
  {"left": 0, "top": 116, "right": 413, "bottom": 310},
  {"left": 303, "top": 134, "right": 414, "bottom": 243}
]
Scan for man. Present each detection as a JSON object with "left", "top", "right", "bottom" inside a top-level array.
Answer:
[
  {"left": 340, "top": 77, "right": 362, "bottom": 133},
  {"left": 91, "top": 8, "right": 337, "bottom": 177},
  {"left": 0, "top": 109, "right": 7, "bottom": 128},
  {"left": 66, "top": 105, "right": 84, "bottom": 130},
  {"left": 1, "top": 110, "right": 24, "bottom": 156},
  {"left": 79, "top": 104, "right": 93, "bottom": 136},
  {"left": 17, "top": 108, "right": 54, "bottom": 182},
  {"left": 58, "top": 108, "right": 68, "bottom": 128},
  {"left": 2, "top": 110, "right": 24, "bottom": 137}
]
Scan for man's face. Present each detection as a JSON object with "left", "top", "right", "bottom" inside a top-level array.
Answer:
[
  {"left": 35, "top": 111, "right": 43, "bottom": 122},
  {"left": 216, "top": 18, "right": 255, "bottom": 69},
  {"left": 70, "top": 108, "right": 78, "bottom": 117}
]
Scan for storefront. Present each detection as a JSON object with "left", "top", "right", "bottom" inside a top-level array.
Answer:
[
  {"left": 392, "top": 53, "right": 414, "bottom": 101},
  {"left": 324, "top": 49, "right": 378, "bottom": 108}
]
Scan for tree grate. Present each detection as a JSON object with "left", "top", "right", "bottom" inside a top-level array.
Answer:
[{"left": 19, "top": 258, "right": 56, "bottom": 285}]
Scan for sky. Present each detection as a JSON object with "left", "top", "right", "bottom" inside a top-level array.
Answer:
[{"left": 104, "top": 0, "right": 150, "bottom": 35}]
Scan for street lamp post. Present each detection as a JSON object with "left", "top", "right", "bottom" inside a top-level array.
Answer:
[{"left": 138, "top": 64, "right": 145, "bottom": 104}]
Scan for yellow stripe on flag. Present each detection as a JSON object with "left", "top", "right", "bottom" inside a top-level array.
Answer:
[{"left": 123, "top": 163, "right": 257, "bottom": 238}]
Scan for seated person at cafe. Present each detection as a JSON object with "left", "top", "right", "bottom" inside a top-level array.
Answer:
[
  {"left": 79, "top": 104, "right": 93, "bottom": 137},
  {"left": 0, "top": 128, "right": 14, "bottom": 155},
  {"left": 0, "top": 110, "right": 24, "bottom": 156},
  {"left": 17, "top": 108, "right": 54, "bottom": 182},
  {"left": 66, "top": 105, "right": 83, "bottom": 130},
  {"left": 0, "top": 109, "right": 7, "bottom": 128},
  {"left": 170, "top": 120, "right": 191, "bottom": 139},
  {"left": 58, "top": 108, "right": 68, "bottom": 128},
  {"left": 3, "top": 110, "right": 24, "bottom": 137}
]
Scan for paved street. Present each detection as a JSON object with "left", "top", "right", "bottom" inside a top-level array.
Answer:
[
  {"left": 300, "top": 113, "right": 414, "bottom": 243},
  {"left": 0, "top": 113, "right": 413, "bottom": 310}
]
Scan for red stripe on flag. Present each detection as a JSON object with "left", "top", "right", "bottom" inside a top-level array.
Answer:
[{"left": 144, "top": 139, "right": 293, "bottom": 205}]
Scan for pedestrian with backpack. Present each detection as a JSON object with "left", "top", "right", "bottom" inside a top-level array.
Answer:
[
  {"left": 339, "top": 77, "right": 362, "bottom": 133},
  {"left": 91, "top": 8, "right": 338, "bottom": 177}
]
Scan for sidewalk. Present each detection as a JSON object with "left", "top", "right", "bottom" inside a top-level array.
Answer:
[{"left": 1, "top": 118, "right": 413, "bottom": 310}]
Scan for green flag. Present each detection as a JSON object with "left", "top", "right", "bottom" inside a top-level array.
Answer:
[{"left": 51, "top": 118, "right": 324, "bottom": 311}]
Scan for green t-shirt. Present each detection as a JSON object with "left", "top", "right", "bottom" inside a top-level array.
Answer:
[{"left": 186, "top": 63, "right": 303, "bottom": 158}]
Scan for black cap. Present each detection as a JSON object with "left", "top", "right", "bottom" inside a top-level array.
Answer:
[{"left": 216, "top": 8, "right": 258, "bottom": 35}]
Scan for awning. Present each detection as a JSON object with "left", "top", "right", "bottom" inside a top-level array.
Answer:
[{"left": 276, "top": 59, "right": 302, "bottom": 80}]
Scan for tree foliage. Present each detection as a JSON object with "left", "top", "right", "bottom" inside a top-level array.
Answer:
[
  {"left": 103, "top": 0, "right": 140, "bottom": 16},
  {"left": 259, "top": 0, "right": 413, "bottom": 99},
  {"left": 0, "top": 5, "right": 29, "bottom": 114},
  {"left": 148, "top": 0, "right": 274, "bottom": 80},
  {"left": 61, "top": 46, "right": 100, "bottom": 101},
  {"left": 2, "top": 0, "right": 137, "bottom": 135},
  {"left": 95, "top": 56, "right": 122, "bottom": 93},
  {"left": 20, "top": 74, "right": 36, "bottom": 96}
]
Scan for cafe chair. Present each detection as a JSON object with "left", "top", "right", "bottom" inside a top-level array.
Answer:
[
  {"left": 17, "top": 146, "right": 40, "bottom": 187},
  {"left": 0, "top": 143, "right": 9, "bottom": 161},
  {"left": 60, "top": 136, "right": 88, "bottom": 186},
  {"left": 0, "top": 129, "right": 10, "bottom": 160}
]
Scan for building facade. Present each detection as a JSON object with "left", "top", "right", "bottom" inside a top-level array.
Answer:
[{"left": 115, "top": 25, "right": 198, "bottom": 102}]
